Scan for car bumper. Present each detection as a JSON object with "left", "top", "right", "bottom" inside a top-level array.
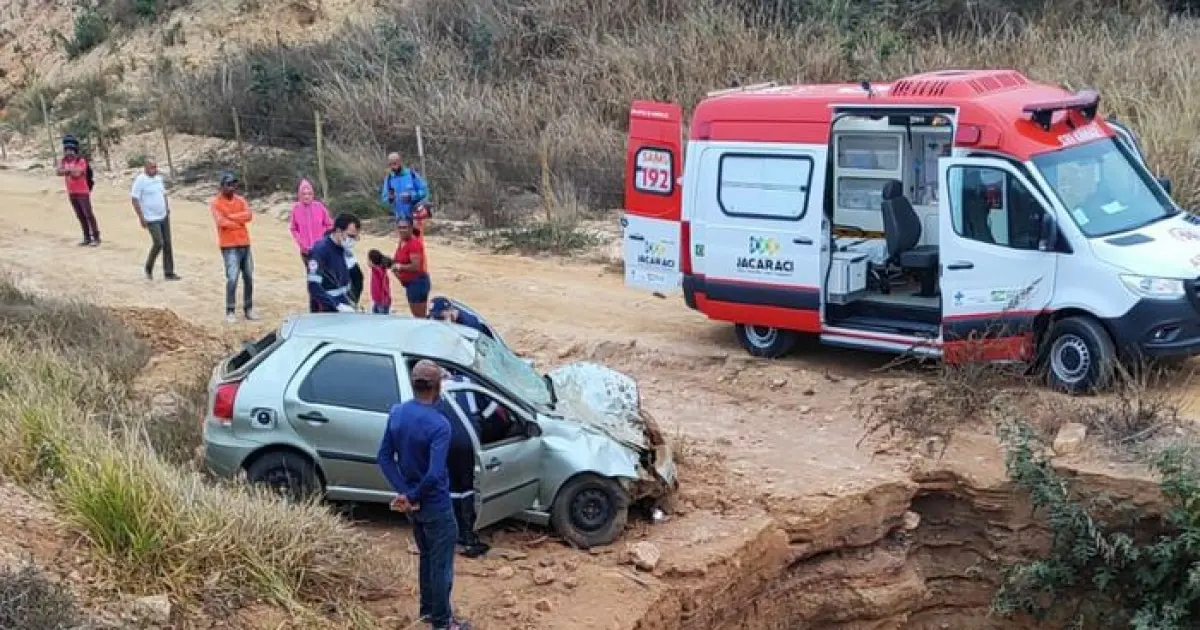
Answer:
[
  {"left": 202, "top": 423, "right": 257, "bottom": 479},
  {"left": 1104, "top": 296, "right": 1200, "bottom": 359}
]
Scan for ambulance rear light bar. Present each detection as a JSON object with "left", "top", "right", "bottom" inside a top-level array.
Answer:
[
  {"left": 706, "top": 82, "right": 778, "bottom": 97},
  {"left": 1022, "top": 89, "right": 1100, "bottom": 131}
]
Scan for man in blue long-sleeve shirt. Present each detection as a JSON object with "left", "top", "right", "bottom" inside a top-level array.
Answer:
[
  {"left": 381, "top": 152, "right": 429, "bottom": 221},
  {"left": 306, "top": 213, "right": 360, "bottom": 313},
  {"left": 377, "top": 360, "right": 472, "bottom": 630}
]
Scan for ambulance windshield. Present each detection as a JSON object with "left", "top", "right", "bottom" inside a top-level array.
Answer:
[{"left": 1032, "top": 138, "right": 1177, "bottom": 238}]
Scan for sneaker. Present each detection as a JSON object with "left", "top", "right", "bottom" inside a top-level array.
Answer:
[
  {"left": 225, "top": 313, "right": 237, "bottom": 324},
  {"left": 461, "top": 542, "right": 490, "bottom": 559},
  {"left": 244, "top": 309, "right": 260, "bottom": 321},
  {"left": 164, "top": 274, "right": 181, "bottom": 281},
  {"left": 89, "top": 238, "right": 101, "bottom": 247},
  {"left": 144, "top": 269, "right": 153, "bottom": 281},
  {"left": 78, "top": 239, "right": 92, "bottom": 247}
]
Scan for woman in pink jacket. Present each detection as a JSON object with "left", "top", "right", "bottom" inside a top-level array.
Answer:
[{"left": 289, "top": 179, "right": 333, "bottom": 266}]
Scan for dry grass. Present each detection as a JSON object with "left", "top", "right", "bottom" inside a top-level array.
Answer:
[
  {"left": 0, "top": 562, "right": 81, "bottom": 630},
  {"left": 131, "top": 0, "right": 1200, "bottom": 232},
  {"left": 0, "top": 282, "right": 386, "bottom": 617}
]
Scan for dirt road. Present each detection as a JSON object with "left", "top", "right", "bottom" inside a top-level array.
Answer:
[{"left": 0, "top": 166, "right": 1196, "bottom": 628}]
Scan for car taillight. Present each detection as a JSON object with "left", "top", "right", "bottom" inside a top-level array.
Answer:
[
  {"left": 212, "top": 380, "right": 241, "bottom": 425},
  {"left": 680, "top": 220, "right": 692, "bottom": 275}
]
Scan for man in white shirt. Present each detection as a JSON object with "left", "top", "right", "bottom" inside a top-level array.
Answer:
[{"left": 130, "top": 157, "right": 180, "bottom": 281}]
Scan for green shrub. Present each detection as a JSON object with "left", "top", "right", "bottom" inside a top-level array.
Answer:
[
  {"left": 993, "top": 421, "right": 1200, "bottom": 629},
  {"left": 64, "top": 9, "right": 109, "bottom": 59}
]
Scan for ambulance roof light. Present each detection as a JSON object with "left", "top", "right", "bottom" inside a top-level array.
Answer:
[{"left": 1022, "top": 89, "right": 1100, "bottom": 131}]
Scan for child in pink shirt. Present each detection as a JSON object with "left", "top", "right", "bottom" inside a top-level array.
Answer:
[{"left": 367, "top": 249, "right": 393, "bottom": 314}]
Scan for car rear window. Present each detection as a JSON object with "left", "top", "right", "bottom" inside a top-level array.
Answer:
[
  {"left": 298, "top": 350, "right": 401, "bottom": 414},
  {"left": 224, "top": 330, "right": 280, "bottom": 375}
]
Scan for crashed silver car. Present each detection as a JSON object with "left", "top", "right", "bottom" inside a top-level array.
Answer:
[{"left": 203, "top": 312, "right": 677, "bottom": 548}]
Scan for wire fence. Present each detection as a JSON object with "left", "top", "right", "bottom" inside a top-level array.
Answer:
[{"left": 19, "top": 101, "right": 627, "bottom": 220}]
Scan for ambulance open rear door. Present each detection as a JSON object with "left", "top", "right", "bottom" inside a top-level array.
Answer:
[{"left": 622, "top": 101, "right": 684, "bottom": 294}]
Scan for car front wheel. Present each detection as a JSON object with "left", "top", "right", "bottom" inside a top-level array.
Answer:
[
  {"left": 550, "top": 474, "right": 630, "bottom": 549},
  {"left": 245, "top": 450, "right": 323, "bottom": 501}
]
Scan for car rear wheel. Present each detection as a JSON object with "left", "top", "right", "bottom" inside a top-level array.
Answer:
[
  {"left": 551, "top": 474, "right": 629, "bottom": 549},
  {"left": 1042, "top": 316, "right": 1116, "bottom": 395},
  {"left": 735, "top": 324, "right": 798, "bottom": 358},
  {"left": 245, "top": 451, "right": 323, "bottom": 501}
]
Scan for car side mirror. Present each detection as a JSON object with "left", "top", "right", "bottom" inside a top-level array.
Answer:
[
  {"left": 1158, "top": 176, "right": 1173, "bottom": 196},
  {"left": 525, "top": 421, "right": 542, "bottom": 438},
  {"left": 1038, "top": 213, "right": 1058, "bottom": 252}
]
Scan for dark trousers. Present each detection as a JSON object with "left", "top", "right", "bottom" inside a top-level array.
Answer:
[
  {"left": 69, "top": 194, "right": 99, "bottom": 242},
  {"left": 220, "top": 246, "right": 254, "bottom": 314},
  {"left": 145, "top": 217, "right": 174, "bottom": 276},
  {"left": 411, "top": 507, "right": 457, "bottom": 627},
  {"left": 348, "top": 264, "right": 363, "bottom": 306},
  {"left": 448, "top": 449, "right": 481, "bottom": 547}
]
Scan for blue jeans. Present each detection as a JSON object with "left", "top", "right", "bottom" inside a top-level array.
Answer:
[
  {"left": 412, "top": 506, "right": 457, "bottom": 627},
  {"left": 220, "top": 246, "right": 253, "bottom": 314}
]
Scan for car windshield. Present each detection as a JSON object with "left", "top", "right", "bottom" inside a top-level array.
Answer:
[
  {"left": 1032, "top": 138, "right": 1176, "bottom": 238},
  {"left": 471, "top": 332, "right": 552, "bottom": 407}
]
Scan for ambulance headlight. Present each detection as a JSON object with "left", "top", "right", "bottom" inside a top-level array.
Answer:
[{"left": 1119, "top": 274, "right": 1187, "bottom": 300}]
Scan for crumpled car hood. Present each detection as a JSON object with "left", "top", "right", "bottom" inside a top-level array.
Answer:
[{"left": 546, "top": 362, "right": 649, "bottom": 450}]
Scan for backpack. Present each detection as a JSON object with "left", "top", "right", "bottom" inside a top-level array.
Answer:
[{"left": 85, "top": 161, "right": 95, "bottom": 191}]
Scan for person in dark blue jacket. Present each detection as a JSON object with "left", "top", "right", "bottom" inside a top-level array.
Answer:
[
  {"left": 307, "top": 213, "right": 361, "bottom": 313},
  {"left": 377, "top": 360, "right": 471, "bottom": 630},
  {"left": 429, "top": 297, "right": 496, "bottom": 339},
  {"left": 436, "top": 371, "right": 492, "bottom": 558}
]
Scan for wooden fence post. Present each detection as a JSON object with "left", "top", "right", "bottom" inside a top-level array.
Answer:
[
  {"left": 415, "top": 124, "right": 427, "bottom": 183},
  {"left": 314, "top": 111, "right": 328, "bottom": 200},
  {"left": 39, "top": 92, "right": 56, "bottom": 167},
  {"left": 158, "top": 100, "right": 174, "bottom": 177},
  {"left": 93, "top": 97, "right": 111, "bottom": 170},
  {"left": 232, "top": 107, "right": 247, "bottom": 194},
  {"left": 540, "top": 132, "right": 554, "bottom": 222}
]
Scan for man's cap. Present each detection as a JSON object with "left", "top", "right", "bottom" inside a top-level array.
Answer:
[
  {"left": 219, "top": 171, "right": 239, "bottom": 186},
  {"left": 61, "top": 135, "right": 79, "bottom": 149},
  {"left": 429, "top": 297, "right": 452, "bottom": 319}
]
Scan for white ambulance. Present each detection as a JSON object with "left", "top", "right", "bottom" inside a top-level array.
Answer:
[{"left": 620, "top": 70, "right": 1200, "bottom": 393}]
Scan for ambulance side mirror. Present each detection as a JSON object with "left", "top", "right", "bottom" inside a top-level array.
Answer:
[
  {"left": 1157, "top": 176, "right": 1173, "bottom": 196},
  {"left": 1038, "top": 213, "right": 1058, "bottom": 252}
]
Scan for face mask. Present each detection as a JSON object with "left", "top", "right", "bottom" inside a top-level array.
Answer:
[{"left": 342, "top": 236, "right": 357, "bottom": 250}]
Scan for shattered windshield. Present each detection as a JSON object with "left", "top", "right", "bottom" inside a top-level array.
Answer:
[
  {"left": 471, "top": 333, "right": 552, "bottom": 408},
  {"left": 1032, "top": 138, "right": 1176, "bottom": 238}
]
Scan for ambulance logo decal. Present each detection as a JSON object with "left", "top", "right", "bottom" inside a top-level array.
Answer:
[
  {"left": 738, "top": 236, "right": 793, "bottom": 275},
  {"left": 748, "top": 236, "right": 781, "bottom": 256},
  {"left": 636, "top": 240, "right": 675, "bottom": 269},
  {"left": 1170, "top": 227, "right": 1200, "bottom": 242}
]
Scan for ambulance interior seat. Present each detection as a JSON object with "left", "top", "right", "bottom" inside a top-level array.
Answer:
[{"left": 880, "top": 180, "right": 939, "bottom": 298}]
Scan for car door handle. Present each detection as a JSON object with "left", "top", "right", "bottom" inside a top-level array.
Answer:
[
  {"left": 484, "top": 457, "right": 501, "bottom": 471},
  {"left": 946, "top": 261, "right": 974, "bottom": 271},
  {"left": 297, "top": 411, "right": 328, "bottom": 424},
  {"left": 793, "top": 237, "right": 813, "bottom": 245},
  {"left": 628, "top": 233, "right": 645, "bottom": 241}
]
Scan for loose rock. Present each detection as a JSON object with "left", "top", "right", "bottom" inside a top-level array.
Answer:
[
  {"left": 496, "top": 566, "right": 516, "bottom": 580},
  {"left": 501, "top": 590, "right": 519, "bottom": 608},
  {"left": 132, "top": 594, "right": 172, "bottom": 625},
  {"left": 532, "top": 567, "right": 556, "bottom": 585},
  {"left": 1053, "top": 422, "right": 1088, "bottom": 455},
  {"left": 534, "top": 598, "right": 553, "bottom": 613},
  {"left": 628, "top": 541, "right": 661, "bottom": 572},
  {"left": 902, "top": 510, "right": 921, "bottom": 531}
]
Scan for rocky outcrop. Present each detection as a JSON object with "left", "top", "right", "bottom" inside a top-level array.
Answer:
[{"left": 638, "top": 459, "right": 1163, "bottom": 630}]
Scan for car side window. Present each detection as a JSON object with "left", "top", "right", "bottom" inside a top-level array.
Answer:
[
  {"left": 298, "top": 350, "right": 401, "bottom": 413},
  {"left": 947, "top": 165, "right": 1045, "bottom": 251}
]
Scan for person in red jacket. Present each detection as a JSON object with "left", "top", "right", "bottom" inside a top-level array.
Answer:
[
  {"left": 368, "top": 249, "right": 393, "bottom": 314},
  {"left": 57, "top": 135, "right": 100, "bottom": 246},
  {"left": 391, "top": 217, "right": 431, "bottom": 318}
]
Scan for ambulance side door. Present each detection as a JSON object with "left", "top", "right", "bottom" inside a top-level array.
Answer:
[
  {"left": 693, "top": 144, "right": 828, "bottom": 333},
  {"left": 938, "top": 156, "right": 1059, "bottom": 362}
]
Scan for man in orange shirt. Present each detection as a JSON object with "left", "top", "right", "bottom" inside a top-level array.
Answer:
[{"left": 210, "top": 172, "right": 258, "bottom": 323}]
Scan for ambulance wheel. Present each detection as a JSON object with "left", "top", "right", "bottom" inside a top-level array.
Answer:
[
  {"left": 735, "top": 324, "right": 798, "bottom": 358},
  {"left": 1042, "top": 316, "right": 1116, "bottom": 395}
]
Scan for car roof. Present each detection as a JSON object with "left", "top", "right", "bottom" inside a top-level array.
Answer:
[{"left": 280, "top": 313, "right": 479, "bottom": 365}]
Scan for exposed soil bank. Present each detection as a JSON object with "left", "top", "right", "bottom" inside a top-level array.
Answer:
[{"left": 628, "top": 447, "right": 1162, "bottom": 630}]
